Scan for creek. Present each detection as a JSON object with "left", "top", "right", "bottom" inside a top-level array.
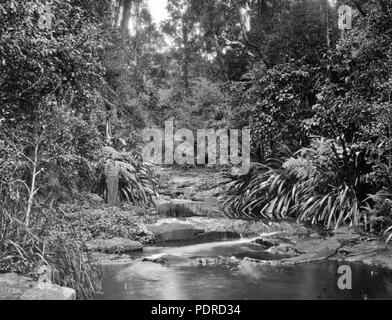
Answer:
[{"left": 98, "top": 235, "right": 392, "bottom": 300}]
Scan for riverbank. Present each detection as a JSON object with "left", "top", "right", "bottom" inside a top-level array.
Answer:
[{"left": 80, "top": 167, "right": 392, "bottom": 272}]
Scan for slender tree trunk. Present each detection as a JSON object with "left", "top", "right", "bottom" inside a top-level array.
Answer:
[{"left": 25, "top": 135, "right": 41, "bottom": 228}]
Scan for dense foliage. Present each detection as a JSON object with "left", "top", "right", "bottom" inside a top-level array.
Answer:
[
  {"left": 2, "top": 0, "right": 392, "bottom": 298},
  {"left": 0, "top": 0, "right": 158, "bottom": 298},
  {"left": 220, "top": 0, "right": 392, "bottom": 242}
]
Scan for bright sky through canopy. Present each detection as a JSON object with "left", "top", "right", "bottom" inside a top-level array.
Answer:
[
  {"left": 147, "top": 0, "right": 336, "bottom": 24},
  {"left": 147, "top": 0, "right": 168, "bottom": 24}
]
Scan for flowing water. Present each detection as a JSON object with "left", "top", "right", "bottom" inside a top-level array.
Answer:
[{"left": 98, "top": 235, "right": 392, "bottom": 300}]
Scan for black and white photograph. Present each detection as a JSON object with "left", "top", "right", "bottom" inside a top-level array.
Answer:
[{"left": 1, "top": 0, "right": 392, "bottom": 308}]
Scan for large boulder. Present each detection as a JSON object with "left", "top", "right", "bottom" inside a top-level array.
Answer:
[
  {"left": 148, "top": 220, "right": 204, "bottom": 242},
  {"left": 266, "top": 244, "right": 300, "bottom": 256},
  {"left": 345, "top": 251, "right": 392, "bottom": 270},
  {"left": 0, "top": 273, "right": 33, "bottom": 300},
  {"left": 86, "top": 238, "right": 143, "bottom": 254},
  {"left": 274, "top": 237, "right": 342, "bottom": 265},
  {"left": 0, "top": 273, "right": 75, "bottom": 300},
  {"left": 21, "top": 282, "right": 76, "bottom": 300},
  {"left": 253, "top": 236, "right": 292, "bottom": 248}
]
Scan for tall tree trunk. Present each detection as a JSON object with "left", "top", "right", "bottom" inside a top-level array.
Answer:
[
  {"left": 121, "top": 0, "right": 132, "bottom": 35},
  {"left": 182, "top": 19, "right": 190, "bottom": 92},
  {"left": 134, "top": 0, "right": 140, "bottom": 65},
  {"left": 113, "top": 0, "right": 123, "bottom": 26},
  {"left": 320, "top": 0, "right": 331, "bottom": 49}
]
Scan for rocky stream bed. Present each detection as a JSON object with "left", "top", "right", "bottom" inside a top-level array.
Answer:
[{"left": 2, "top": 167, "right": 392, "bottom": 300}]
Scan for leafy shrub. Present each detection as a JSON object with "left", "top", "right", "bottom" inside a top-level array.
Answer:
[
  {"left": 0, "top": 201, "right": 43, "bottom": 275},
  {"left": 45, "top": 235, "right": 102, "bottom": 300},
  {"left": 218, "top": 145, "right": 295, "bottom": 220},
  {"left": 68, "top": 206, "right": 157, "bottom": 245},
  {"left": 0, "top": 154, "right": 101, "bottom": 299},
  {"left": 0, "top": 195, "right": 102, "bottom": 299},
  {"left": 362, "top": 192, "right": 392, "bottom": 243},
  {"left": 219, "top": 138, "right": 388, "bottom": 231},
  {"left": 96, "top": 147, "right": 161, "bottom": 207}
]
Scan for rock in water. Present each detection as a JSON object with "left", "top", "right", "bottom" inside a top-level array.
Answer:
[
  {"left": 148, "top": 220, "right": 204, "bottom": 242},
  {"left": 143, "top": 254, "right": 192, "bottom": 267}
]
